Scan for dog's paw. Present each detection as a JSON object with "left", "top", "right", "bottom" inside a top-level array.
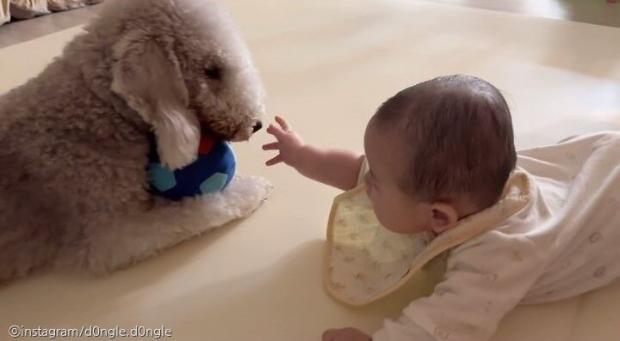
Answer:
[
  {"left": 224, "top": 175, "right": 273, "bottom": 214},
  {"left": 182, "top": 175, "right": 273, "bottom": 224}
]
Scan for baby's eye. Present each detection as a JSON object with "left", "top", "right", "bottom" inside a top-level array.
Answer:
[{"left": 204, "top": 65, "right": 222, "bottom": 80}]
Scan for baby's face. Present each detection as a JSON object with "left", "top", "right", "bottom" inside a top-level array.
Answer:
[{"left": 363, "top": 125, "right": 433, "bottom": 234}]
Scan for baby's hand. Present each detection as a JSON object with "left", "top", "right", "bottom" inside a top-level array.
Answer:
[
  {"left": 262, "top": 116, "right": 305, "bottom": 167},
  {"left": 322, "top": 328, "right": 372, "bottom": 341}
]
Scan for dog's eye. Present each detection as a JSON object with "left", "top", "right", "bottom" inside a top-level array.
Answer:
[{"left": 204, "top": 65, "right": 222, "bottom": 80}]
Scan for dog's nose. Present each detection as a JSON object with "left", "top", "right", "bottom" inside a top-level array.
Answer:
[{"left": 252, "top": 121, "right": 263, "bottom": 133}]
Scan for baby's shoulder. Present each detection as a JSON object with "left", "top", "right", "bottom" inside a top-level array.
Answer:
[{"left": 450, "top": 228, "right": 544, "bottom": 263}]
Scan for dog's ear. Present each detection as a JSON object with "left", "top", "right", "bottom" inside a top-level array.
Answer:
[{"left": 111, "top": 30, "right": 200, "bottom": 170}]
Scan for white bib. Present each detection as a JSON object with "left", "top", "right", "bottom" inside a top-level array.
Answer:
[{"left": 324, "top": 171, "right": 532, "bottom": 306}]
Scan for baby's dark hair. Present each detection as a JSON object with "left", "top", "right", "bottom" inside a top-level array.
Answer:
[{"left": 371, "top": 75, "right": 516, "bottom": 208}]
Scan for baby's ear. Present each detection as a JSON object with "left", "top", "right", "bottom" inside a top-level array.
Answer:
[
  {"left": 111, "top": 30, "right": 200, "bottom": 170},
  {"left": 430, "top": 203, "right": 458, "bottom": 234}
]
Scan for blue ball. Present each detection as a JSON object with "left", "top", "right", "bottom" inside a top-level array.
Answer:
[{"left": 147, "top": 134, "right": 236, "bottom": 201}]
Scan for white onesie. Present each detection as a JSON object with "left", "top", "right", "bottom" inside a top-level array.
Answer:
[{"left": 370, "top": 132, "right": 620, "bottom": 341}]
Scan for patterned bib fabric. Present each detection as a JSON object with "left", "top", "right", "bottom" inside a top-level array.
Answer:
[{"left": 324, "top": 171, "right": 531, "bottom": 306}]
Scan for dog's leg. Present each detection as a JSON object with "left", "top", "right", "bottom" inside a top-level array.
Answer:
[
  {"left": 0, "top": 216, "right": 58, "bottom": 282},
  {"left": 54, "top": 175, "right": 272, "bottom": 275},
  {"left": 0, "top": 186, "right": 66, "bottom": 282}
]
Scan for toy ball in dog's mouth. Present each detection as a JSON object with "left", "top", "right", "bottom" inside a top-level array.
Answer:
[{"left": 147, "top": 125, "right": 236, "bottom": 201}]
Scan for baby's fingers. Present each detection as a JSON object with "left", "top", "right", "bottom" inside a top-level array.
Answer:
[
  {"left": 322, "top": 329, "right": 337, "bottom": 341},
  {"left": 266, "top": 123, "right": 285, "bottom": 139},
  {"left": 266, "top": 154, "right": 284, "bottom": 166},
  {"left": 262, "top": 142, "right": 280, "bottom": 151},
  {"left": 275, "top": 116, "right": 290, "bottom": 131}
]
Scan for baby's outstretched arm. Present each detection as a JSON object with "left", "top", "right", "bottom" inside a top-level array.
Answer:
[{"left": 263, "top": 116, "right": 364, "bottom": 191}]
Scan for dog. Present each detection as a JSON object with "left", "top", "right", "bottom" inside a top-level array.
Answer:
[{"left": 0, "top": 0, "right": 270, "bottom": 281}]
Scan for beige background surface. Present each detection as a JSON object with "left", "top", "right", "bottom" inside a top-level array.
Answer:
[{"left": 0, "top": 1, "right": 619, "bottom": 340}]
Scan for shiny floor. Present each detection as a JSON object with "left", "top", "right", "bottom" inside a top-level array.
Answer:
[
  {"left": 0, "top": 0, "right": 619, "bottom": 340},
  {"left": 0, "top": 5, "right": 100, "bottom": 48},
  {"left": 0, "top": 0, "right": 619, "bottom": 49},
  {"left": 423, "top": 0, "right": 620, "bottom": 27}
]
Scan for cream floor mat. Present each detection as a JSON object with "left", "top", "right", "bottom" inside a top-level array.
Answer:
[{"left": 0, "top": 1, "right": 619, "bottom": 340}]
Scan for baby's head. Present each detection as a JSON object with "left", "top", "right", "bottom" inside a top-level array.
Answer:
[{"left": 364, "top": 75, "right": 516, "bottom": 235}]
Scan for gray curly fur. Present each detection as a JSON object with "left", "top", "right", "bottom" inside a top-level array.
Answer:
[{"left": 0, "top": 0, "right": 267, "bottom": 282}]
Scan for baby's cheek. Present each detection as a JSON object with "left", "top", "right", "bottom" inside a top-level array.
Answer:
[
  {"left": 366, "top": 183, "right": 377, "bottom": 199},
  {"left": 367, "top": 189, "right": 380, "bottom": 207},
  {"left": 371, "top": 202, "right": 390, "bottom": 228}
]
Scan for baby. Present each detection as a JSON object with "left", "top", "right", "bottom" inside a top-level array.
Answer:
[{"left": 263, "top": 75, "right": 620, "bottom": 341}]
